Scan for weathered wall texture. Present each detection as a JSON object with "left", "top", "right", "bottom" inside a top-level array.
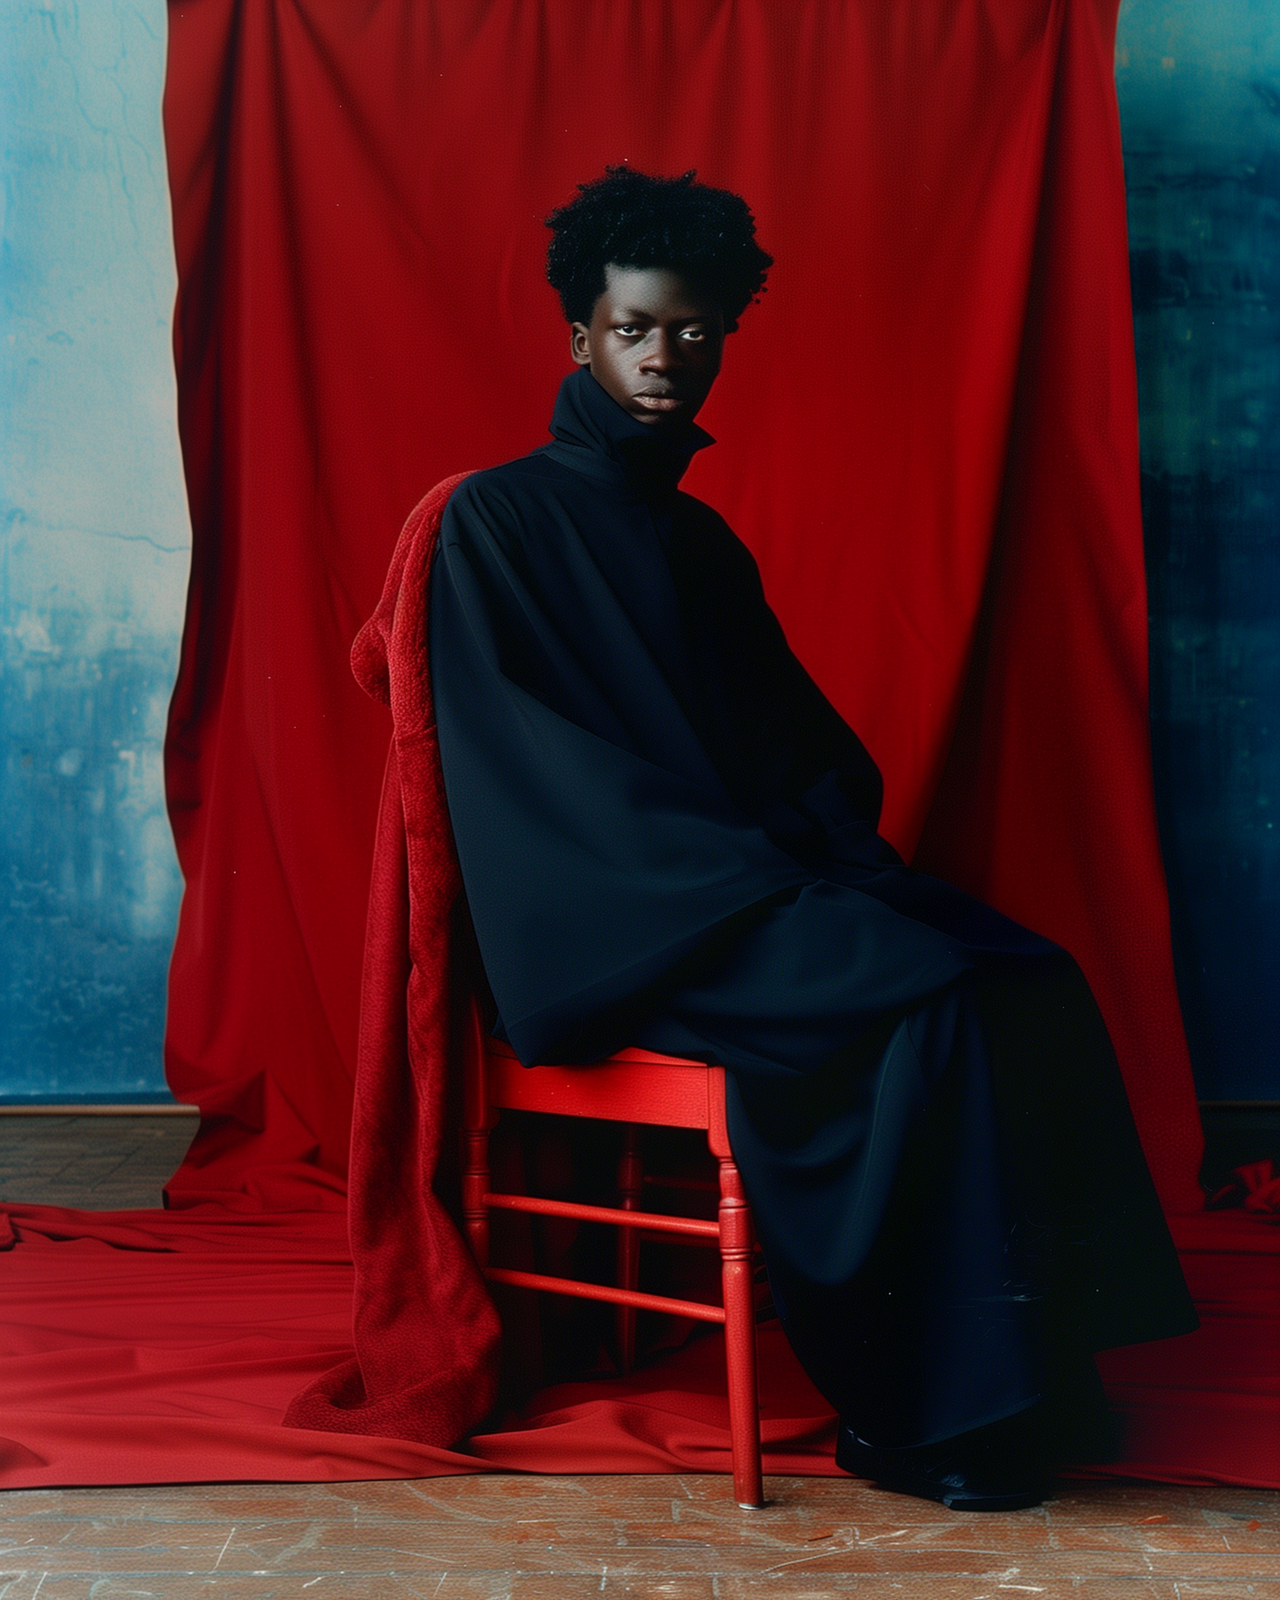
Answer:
[
  {"left": 1118, "top": 1, "right": 1280, "bottom": 1099},
  {"left": 1, "top": 0, "right": 188, "bottom": 1098}
]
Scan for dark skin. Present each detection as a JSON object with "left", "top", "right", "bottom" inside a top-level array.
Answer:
[{"left": 570, "top": 263, "right": 726, "bottom": 430}]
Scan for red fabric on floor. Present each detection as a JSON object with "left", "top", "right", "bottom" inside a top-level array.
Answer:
[
  {"left": 2, "top": 1204, "right": 1277, "bottom": 1489},
  {"left": 3, "top": 0, "right": 1267, "bottom": 1491},
  {"left": 1091, "top": 1214, "right": 1280, "bottom": 1489}
]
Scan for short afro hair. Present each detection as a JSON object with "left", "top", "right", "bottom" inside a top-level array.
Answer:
[{"left": 545, "top": 165, "right": 772, "bottom": 333}]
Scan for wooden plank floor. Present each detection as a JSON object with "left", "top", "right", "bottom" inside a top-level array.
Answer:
[
  {"left": 1, "top": 1116, "right": 1277, "bottom": 1599},
  {"left": 0, "top": 1112, "right": 198, "bottom": 1208}
]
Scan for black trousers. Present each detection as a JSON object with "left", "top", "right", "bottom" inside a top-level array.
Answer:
[{"left": 632, "top": 877, "right": 1196, "bottom": 1448}]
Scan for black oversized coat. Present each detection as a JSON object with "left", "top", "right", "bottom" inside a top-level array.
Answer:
[{"left": 429, "top": 367, "right": 1195, "bottom": 1447}]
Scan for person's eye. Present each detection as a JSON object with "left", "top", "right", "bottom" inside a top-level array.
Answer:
[
  {"left": 681, "top": 327, "right": 707, "bottom": 341},
  {"left": 615, "top": 324, "right": 641, "bottom": 337}
]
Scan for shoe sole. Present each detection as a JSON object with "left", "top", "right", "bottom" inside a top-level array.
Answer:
[
  {"left": 837, "top": 1434, "right": 1052, "bottom": 1513},
  {"left": 872, "top": 1471, "right": 1050, "bottom": 1513}
]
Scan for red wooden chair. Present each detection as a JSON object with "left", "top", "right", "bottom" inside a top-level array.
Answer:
[{"left": 461, "top": 1005, "right": 765, "bottom": 1508}]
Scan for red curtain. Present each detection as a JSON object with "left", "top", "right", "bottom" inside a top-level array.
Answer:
[
  {"left": 4, "top": 0, "right": 1275, "bottom": 1491},
  {"left": 159, "top": 0, "right": 1204, "bottom": 1215}
]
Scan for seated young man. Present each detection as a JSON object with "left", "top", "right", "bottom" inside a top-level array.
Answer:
[{"left": 426, "top": 166, "right": 1196, "bottom": 1511}]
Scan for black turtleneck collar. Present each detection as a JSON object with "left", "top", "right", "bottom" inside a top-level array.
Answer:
[{"left": 540, "top": 366, "right": 714, "bottom": 502}]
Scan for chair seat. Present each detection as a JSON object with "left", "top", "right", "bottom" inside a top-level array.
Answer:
[{"left": 483, "top": 1038, "right": 726, "bottom": 1137}]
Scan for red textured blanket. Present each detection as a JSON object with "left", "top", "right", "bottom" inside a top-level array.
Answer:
[{"left": 283, "top": 475, "right": 503, "bottom": 1445}]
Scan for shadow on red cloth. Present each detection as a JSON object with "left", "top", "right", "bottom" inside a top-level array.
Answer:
[{"left": 3, "top": 0, "right": 1275, "bottom": 1492}]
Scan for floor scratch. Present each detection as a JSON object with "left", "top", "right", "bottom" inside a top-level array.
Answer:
[{"left": 211, "top": 1526, "right": 236, "bottom": 1571}]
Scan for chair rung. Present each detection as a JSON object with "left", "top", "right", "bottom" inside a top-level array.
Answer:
[
  {"left": 484, "top": 1266, "right": 727, "bottom": 1322},
  {"left": 482, "top": 1190, "right": 720, "bottom": 1238}
]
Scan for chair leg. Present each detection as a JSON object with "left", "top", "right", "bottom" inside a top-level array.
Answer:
[
  {"left": 718, "top": 1152, "right": 764, "bottom": 1509},
  {"left": 615, "top": 1123, "right": 643, "bottom": 1373},
  {"left": 462, "top": 1001, "right": 494, "bottom": 1269},
  {"left": 461, "top": 1125, "right": 491, "bottom": 1269}
]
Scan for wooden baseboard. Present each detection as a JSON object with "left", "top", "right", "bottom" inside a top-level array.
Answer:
[{"left": 0, "top": 1103, "right": 199, "bottom": 1116}]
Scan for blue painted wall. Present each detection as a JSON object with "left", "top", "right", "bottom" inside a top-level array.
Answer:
[
  {"left": 1117, "top": 2, "right": 1280, "bottom": 1100},
  {"left": 0, "top": 0, "right": 188, "bottom": 1099},
  {"left": 0, "top": 2, "right": 1275, "bottom": 1102}
]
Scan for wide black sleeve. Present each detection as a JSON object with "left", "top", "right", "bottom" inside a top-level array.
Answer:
[{"left": 428, "top": 474, "right": 813, "bottom": 1065}]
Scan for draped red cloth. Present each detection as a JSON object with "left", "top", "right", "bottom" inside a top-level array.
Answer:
[
  {"left": 2, "top": 0, "right": 1276, "bottom": 1490},
  {"left": 282, "top": 474, "right": 506, "bottom": 1446}
]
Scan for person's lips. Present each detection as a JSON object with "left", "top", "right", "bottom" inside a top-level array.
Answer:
[{"left": 633, "top": 392, "right": 684, "bottom": 412}]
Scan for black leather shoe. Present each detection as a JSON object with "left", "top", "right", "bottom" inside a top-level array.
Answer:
[{"left": 835, "top": 1416, "right": 1054, "bottom": 1512}]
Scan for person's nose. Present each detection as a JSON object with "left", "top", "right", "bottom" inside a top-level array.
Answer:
[{"left": 638, "top": 330, "right": 680, "bottom": 372}]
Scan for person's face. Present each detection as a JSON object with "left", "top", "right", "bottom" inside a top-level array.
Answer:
[{"left": 570, "top": 264, "right": 725, "bottom": 429}]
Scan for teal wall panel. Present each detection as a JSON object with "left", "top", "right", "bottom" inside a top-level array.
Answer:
[
  {"left": 1117, "top": 1, "right": 1280, "bottom": 1099},
  {"left": 0, "top": 0, "right": 188, "bottom": 1098}
]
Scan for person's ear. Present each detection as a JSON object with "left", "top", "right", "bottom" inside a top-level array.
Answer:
[{"left": 570, "top": 323, "right": 591, "bottom": 366}]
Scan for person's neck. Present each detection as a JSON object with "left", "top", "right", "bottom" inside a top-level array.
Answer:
[{"left": 545, "top": 367, "right": 713, "bottom": 499}]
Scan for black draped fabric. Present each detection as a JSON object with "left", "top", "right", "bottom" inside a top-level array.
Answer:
[{"left": 430, "top": 367, "right": 1196, "bottom": 1448}]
